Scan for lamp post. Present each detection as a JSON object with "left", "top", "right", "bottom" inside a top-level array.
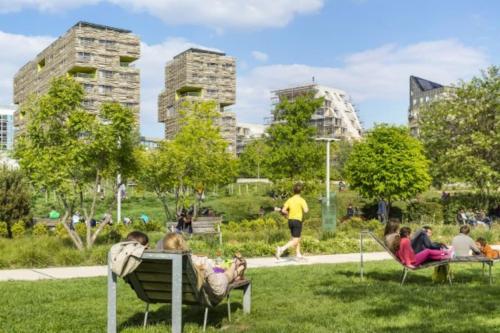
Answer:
[{"left": 316, "top": 137, "right": 340, "bottom": 206}]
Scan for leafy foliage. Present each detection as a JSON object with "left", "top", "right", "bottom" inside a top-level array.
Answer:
[
  {"left": 15, "top": 76, "right": 138, "bottom": 250},
  {"left": 419, "top": 66, "right": 500, "bottom": 191},
  {"left": 265, "top": 94, "right": 324, "bottom": 181},
  {"left": 0, "top": 167, "right": 31, "bottom": 238},
  {"left": 238, "top": 138, "right": 270, "bottom": 178},
  {"left": 345, "top": 125, "right": 431, "bottom": 205}
]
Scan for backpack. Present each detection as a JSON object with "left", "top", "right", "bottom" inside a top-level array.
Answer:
[
  {"left": 109, "top": 241, "right": 146, "bottom": 277},
  {"left": 432, "top": 264, "right": 452, "bottom": 283}
]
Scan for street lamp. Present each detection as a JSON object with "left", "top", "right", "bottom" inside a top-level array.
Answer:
[{"left": 315, "top": 137, "right": 340, "bottom": 206}]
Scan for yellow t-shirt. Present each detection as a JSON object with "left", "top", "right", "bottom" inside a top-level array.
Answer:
[{"left": 283, "top": 194, "right": 308, "bottom": 221}]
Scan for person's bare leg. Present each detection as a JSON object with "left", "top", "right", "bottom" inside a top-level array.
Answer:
[{"left": 295, "top": 238, "right": 302, "bottom": 257}]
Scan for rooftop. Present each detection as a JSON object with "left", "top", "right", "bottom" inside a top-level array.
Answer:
[
  {"left": 71, "top": 21, "right": 132, "bottom": 34},
  {"left": 174, "top": 48, "right": 226, "bottom": 59},
  {"left": 411, "top": 75, "right": 444, "bottom": 91}
]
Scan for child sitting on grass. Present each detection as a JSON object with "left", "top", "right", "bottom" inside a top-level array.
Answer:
[{"left": 476, "top": 237, "right": 500, "bottom": 259}]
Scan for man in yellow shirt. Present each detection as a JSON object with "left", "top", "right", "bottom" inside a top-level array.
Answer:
[{"left": 276, "top": 183, "right": 309, "bottom": 260}]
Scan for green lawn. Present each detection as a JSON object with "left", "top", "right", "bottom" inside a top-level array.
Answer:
[{"left": 1, "top": 261, "right": 499, "bottom": 333}]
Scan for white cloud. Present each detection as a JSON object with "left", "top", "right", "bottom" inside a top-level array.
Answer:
[
  {"left": 251, "top": 50, "right": 269, "bottom": 62},
  {"left": 0, "top": 31, "right": 54, "bottom": 106},
  {"left": 0, "top": 0, "right": 100, "bottom": 13},
  {"left": 235, "top": 39, "right": 489, "bottom": 125},
  {"left": 0, "top": 0, "right": 324, "bottom": 29}
]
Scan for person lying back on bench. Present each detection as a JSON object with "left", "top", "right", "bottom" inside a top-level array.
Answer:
[
  {"left": 162, "top": 233, "right": 246, "bottom": 304},
  {"left": 396, "top": 227, "right": 452, "bottom": 269}
]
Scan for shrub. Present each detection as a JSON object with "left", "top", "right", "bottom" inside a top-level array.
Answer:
[
  {"left": 0, "top": 222, "right": 7, "bottom": 238},
  {"left": 55, "top": 223, "right": 69, "bottom": 240},
  {"left": 406, "top": 200, "right": 443, "bottom": 223},
  {"left": 88, "top": 245, "right": 111, "bottom": 265},
  {"left": 144, "top": 220, "right": 163, "bottom": 232},
  {"left": 0, "top": 167, "right": 32, "bottom": 238},
  {"left": 33, "top": 223, "right": 49, "bottom": 236},
  {"left": 14, "top": 247, "right": 53, "bottom": 267},
  {"left": 54, "top": 248, "right": 85, "bottom": 266},
  {"left": 11, "top": 221, "right": 26, "bottom": 238},
  {"left": 75, "top": 223, "right": 86, "bottom": 238}
]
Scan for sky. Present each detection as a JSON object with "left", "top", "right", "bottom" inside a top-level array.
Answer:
[{"left": 0, "top": 0, "right": 498, "bottom": 137}]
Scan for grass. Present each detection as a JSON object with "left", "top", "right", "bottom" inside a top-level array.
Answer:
[{"left": 1, "top": 261, "right": 499, "bottom": 333}]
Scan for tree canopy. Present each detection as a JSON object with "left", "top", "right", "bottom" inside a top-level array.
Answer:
[
  {"left": 345, "top": 125, "right": 431, "bottom": 205},
  {"left": 15, "top": 76, "right": 138, "bottom": 249},
  {"left": 238, "top": 138, "right": 270, "bottom": 178},
  {"left": 419, "top": 66, "right": 499, "bottom": 192},
  {"left": 265, "top": 94, "right": 324, "bottom": 181}
]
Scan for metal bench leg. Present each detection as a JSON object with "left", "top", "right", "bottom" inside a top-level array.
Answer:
[
  {"left": 227, "top": 294, "right": 231, "bottom": 322},
  {"left": 203, "top": 307, "right": 209, "bottom": 332},
  {"left": 401, "top": 268, "right": 408, "bottom": 286},
  {"left": 360, "top": 232, "right": 364, "bottom": 280},
  {"left": 143, "top": 303, "right": 149, "bottom": 328},
  {"left": 107, "top": 254, "right": 117, "bottom": 333},
  {"left": 242, "top": 283, "right": 251, "bottom": 314}
]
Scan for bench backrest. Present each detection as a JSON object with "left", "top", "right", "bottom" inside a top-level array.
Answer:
[
  {"left": 363, "top": 231, "right": 402, "bottom": 263},
  {"left": 192, "top": 217, "right": 222, "bottom": 234},
  {"left": 124, "top": 251, "right": 212, "bottom": 307}
]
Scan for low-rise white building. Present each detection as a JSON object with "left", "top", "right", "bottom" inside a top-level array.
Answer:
[
  {"left": 236, "top": 122, "right": 267, "bottom": 155},
  {"left": 0, "top": 106, "right": 15, "bottom": 151}
]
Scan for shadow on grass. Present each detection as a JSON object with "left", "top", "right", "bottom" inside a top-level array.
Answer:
[{"left": 119, "top": 301, "right": 244, "bottom": 331}]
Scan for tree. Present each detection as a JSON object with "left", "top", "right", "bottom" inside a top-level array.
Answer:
[
  {"left": 0, "top": 167, "right": 31, "bottom": 238},
  {"left": 238, "top": 139, "right": 270, "bottom": 178},
  {"left": 345, "top": 125, "right": 431, "bottom": 212},
  {"left": 15, "top": 76, "right": 138, "bottom": 250},
  {"left": 173, "top": 101, "right": 238, "bottom": 215},
  {"left": 332, "top": 139, "right": 354, "bottom": 180},
  {"left": 419, "top": 66, "right": 500, "bottom": 194},
  {"left": 265, "top": 94, "right": 324, "bottom": 181},
  {"left": 135, "top": 141, "right": 185, "bottom": 221},
  {"left": 136, "top": 101, "right": 238, "bottom": 220}
]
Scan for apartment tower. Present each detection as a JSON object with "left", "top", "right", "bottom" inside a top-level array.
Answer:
[
  {"left": 158, "top": 48, "right": 236, "bottom": 152},
  {"left": 271, "top": 84, "right": 363, "bottom": 140},
  {"left": 408, "top": 75, "right": 453, "bottom": 137},
  {"left": 13, "top": 21, "right": 140, "bottom": 129}
]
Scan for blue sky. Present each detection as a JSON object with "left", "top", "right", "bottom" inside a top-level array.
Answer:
[{"left": 0, "top": 0, "right": 498, "bottom": 136}]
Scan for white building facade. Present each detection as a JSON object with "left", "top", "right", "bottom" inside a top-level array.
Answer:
[
  {"left": 271, "top": 84, "right": 363, "bottom": 140},
  {"left": 0, "top": 106, "right": 15, "bottom": 151}
]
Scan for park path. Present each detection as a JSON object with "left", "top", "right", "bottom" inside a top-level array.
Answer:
[{"left": 0, "top": 251, "right": 391, "bottom": 282}]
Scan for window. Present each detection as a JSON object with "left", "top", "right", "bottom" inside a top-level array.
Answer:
[
  {"left": 99, "top": 40, "right": 116, "bottom": 48},
  {"left": 82, "top": 100, "right": 94, "bottom": 107},
  {"left": 99, "top": 70, "right": 114, "bottom": 79},
  {"left": 98, "top": 85, "right": 113, "bottom": 94},
  {"left": 207, "top": 62, "right": 217, "bottom": 68},
  {"left": 120, "top": 73, "right": 137, "bottom": 80},
  {"left": 83, "top": 84, "right": 93, "bottom": 92},
  {"left": 77, "top": 52, "right": 92, "bottom": 62},
  {"left": 79, "top": 37, "right": 94, "bottom": 45},
  {"left": 207, "top": 89, "right": 218, "bottom": 95},
  {"left": 208, "top": 75, "right": 217, "bottom": 82}
]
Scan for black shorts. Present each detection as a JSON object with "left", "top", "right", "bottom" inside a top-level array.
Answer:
[{"left": 288, "top": 219, "right": 302, "bottom": 238}]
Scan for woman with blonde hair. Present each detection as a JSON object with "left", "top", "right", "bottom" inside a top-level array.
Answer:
[{"left": 160, "top": 233, "right": 246, "bottom": 303}]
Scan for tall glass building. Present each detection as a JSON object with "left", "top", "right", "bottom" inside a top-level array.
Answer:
[{"left": 0, "top": 106, "right": 15, "bottom": 151}]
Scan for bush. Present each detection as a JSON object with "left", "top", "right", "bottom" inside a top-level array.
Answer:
[
  {"left": 0, "top": 222, "right": 7, "bottom": 238},
  {"left": 14, "top": 247, "right": 53, "bottom": 267},
  {"left": 11, "top": 221, "right": 26, "bottom": 238},
  {"left": 54, "top": 248, "right": 85, "bottom": 266},
  {"left": 33, "top": 223, "right": 49, "bottom": 236},
  {"left": 406, "top": 200, "right": 443, "bottom": 223},
  {"left": 88, "top": 245, "right": 111, "bottom": 265}
]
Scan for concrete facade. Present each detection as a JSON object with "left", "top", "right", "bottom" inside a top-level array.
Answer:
[
  {"left": 408, "top": 76, "right": 452, "bottom": 137},
  {"left": 0, "top": 106, "right": 15, "bottom": 151},
  {"left": 13, "top": 21, "right": 140, "bottom": 129},
  {"left": 271, "top": 84, "right": 363, "bottom": 140},
  {"left": 158, "top": 48, "right": 236, "bottom": 152}
]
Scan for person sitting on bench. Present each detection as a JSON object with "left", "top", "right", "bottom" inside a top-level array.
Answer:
[
  {"left": 162, "top": 233, "right": 246, "bottom": 303},
  {"left": 396, "top": 227, "right": 452, "bottom": 269},
  {"left": 411, "top": 226, "right": 446, "bottom": 254},
  {"left": 383, "top": 219, "right": 400, "bottom": 254},
  {"left": 451, "top": 225, "right": 481, "bottom": 257}
]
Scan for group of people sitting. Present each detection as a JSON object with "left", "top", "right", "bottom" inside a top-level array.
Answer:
[
  {"left": 384, "top": 219, "right": 499, "bottom": 268},
  {"left": 456, "top": 207, "right": 494, "bottom": 228},
  {"left": 124, "top": 230, "right": 247, "bottom": 304}
]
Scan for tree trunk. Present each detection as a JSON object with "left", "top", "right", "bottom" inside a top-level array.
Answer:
[{"left": 60, "top": 212, "right": 84, "bottom": 251}]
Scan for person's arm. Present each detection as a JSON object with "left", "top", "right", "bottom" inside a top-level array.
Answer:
[
  {"left": 281, "top": 200, "right": 289, "bottom": 215},
  {"left": 469, "top": 238, "right": 481, "bottom": 255},
  {"left": 303, "top": 200, "right": 309, "bottom": 214},
  {"left": 423, "top": 234, "right": 441, "bottom": 250}
]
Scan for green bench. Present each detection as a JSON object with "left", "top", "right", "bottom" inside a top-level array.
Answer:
[{"left": 107, "top": 250, "right": 251, "bottom": 333}]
